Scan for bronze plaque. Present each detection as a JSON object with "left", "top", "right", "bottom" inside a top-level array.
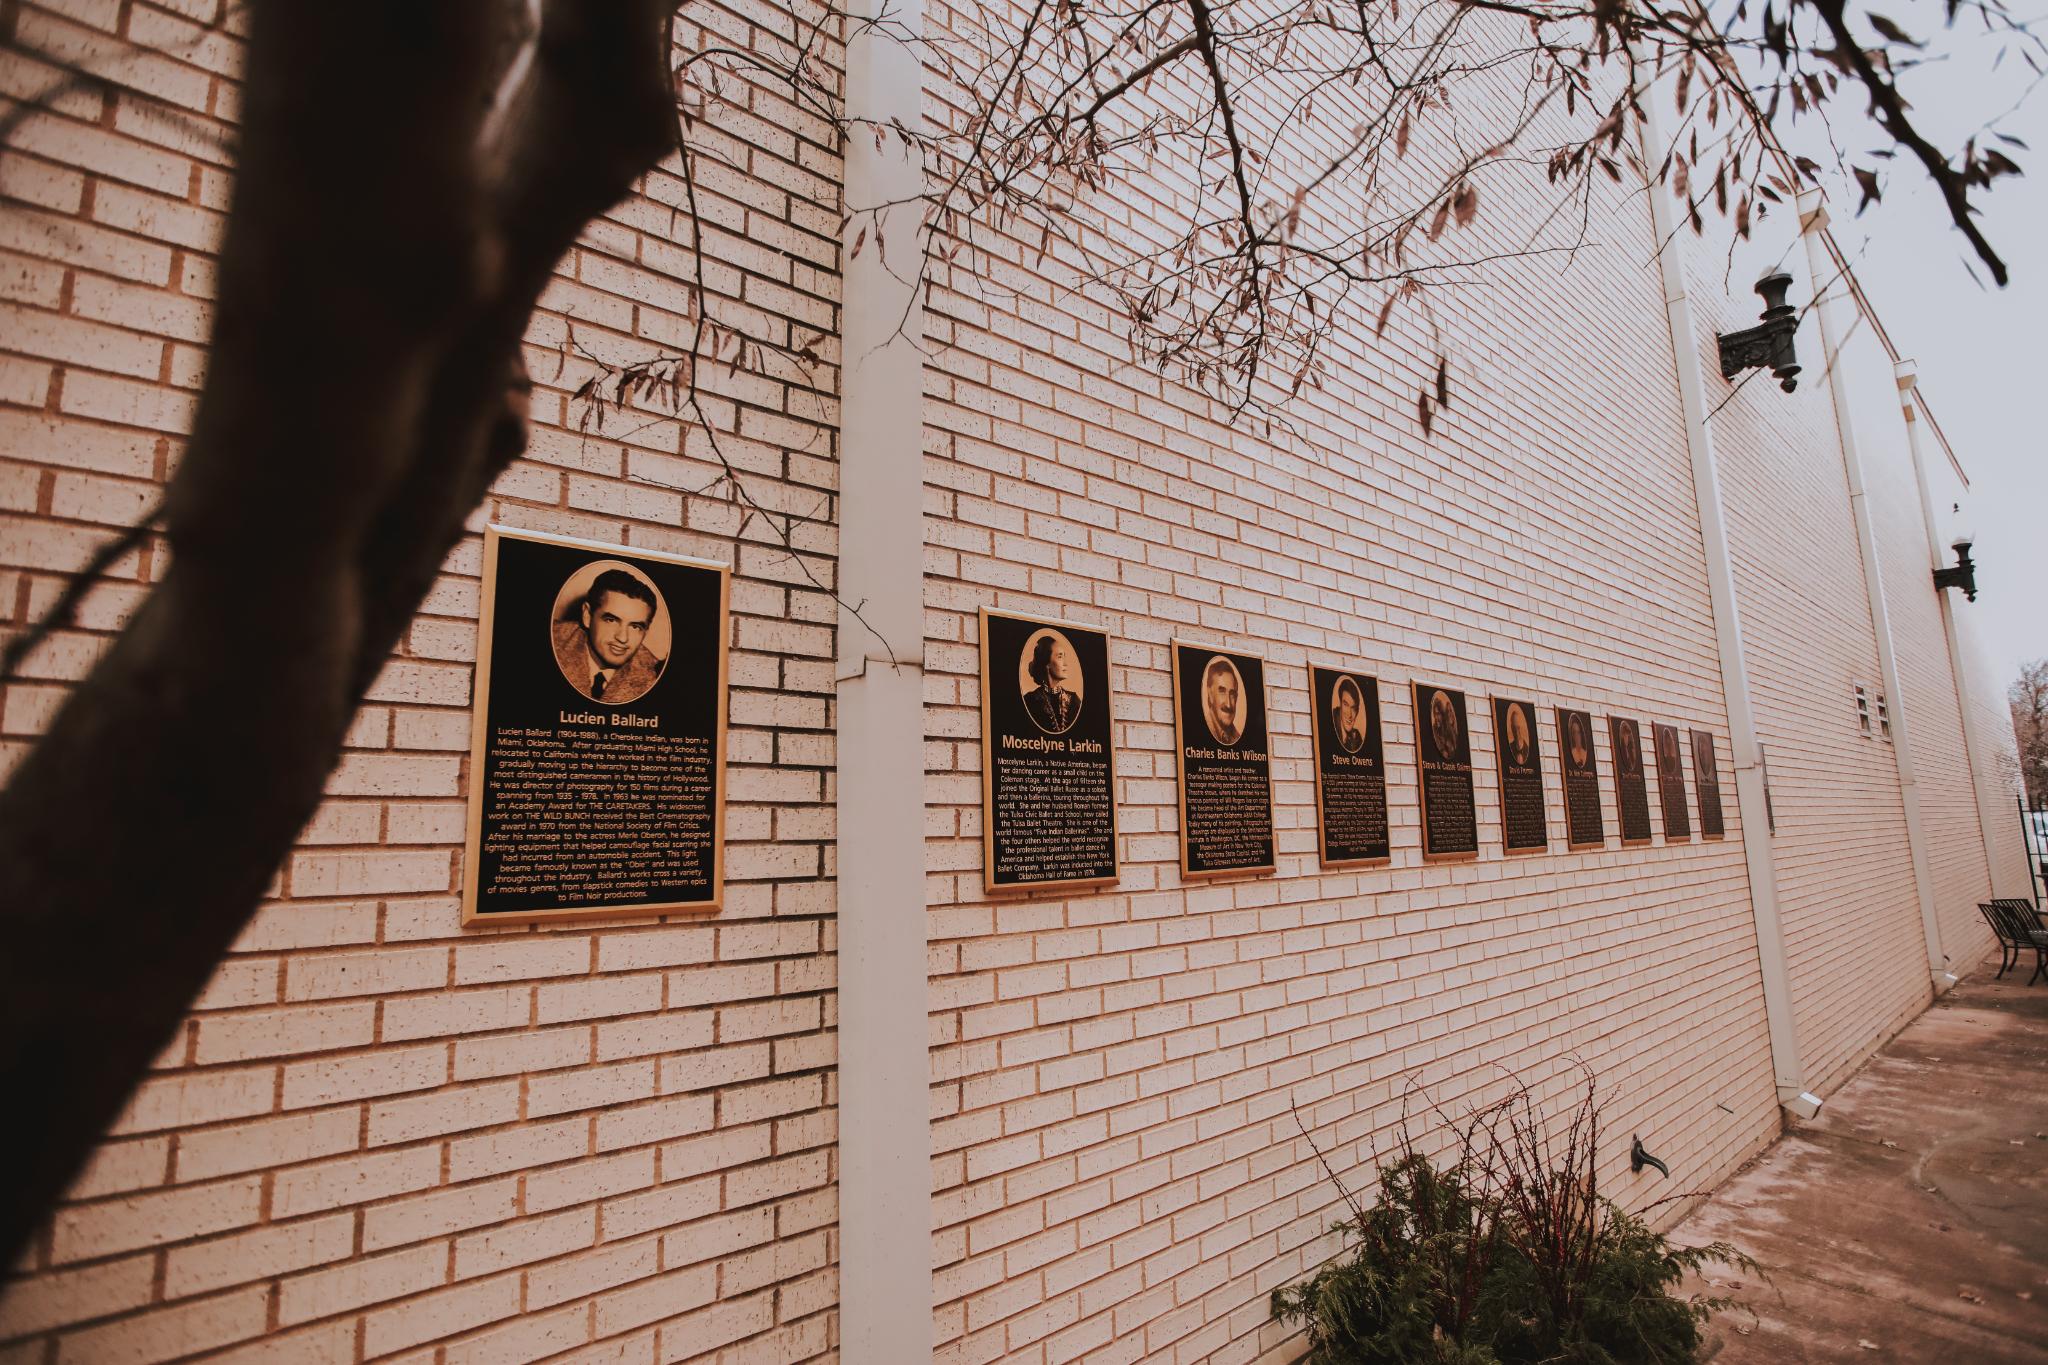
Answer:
[
  {"left": 1412, "top": 681, "right": 1479, "bottom": 860},
  {"left": 1653, "top": 722, "right": 1691, "bottom": 841},
  {"left": 978, "top": 609, "right": 1118, "bottom": 893},
  {"left": 1492, "top": 696, "right": 1548, "bottom": 854},
  {"left": 1609, "top": 715, "right": 1652, "bottom": 847},
  {"left": 463, "top": 526, "right": 728, "bottom": 925},
  {"left": 1692, "top": 728, "right": 1726, "bottom": 840},
  {"left": 1309, "top": 666, "right": 1389, "bottom": 867},
  {"left": 1172, "top": 641, "right": 1275, "bottom": 878},
  {"left": 1556, "top": 707, "right": 1605, "bottom": 850}
]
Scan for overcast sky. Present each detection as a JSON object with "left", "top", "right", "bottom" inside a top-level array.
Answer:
[{"left": 1801, "top": 13, "right": 2048, "bottom": 695}]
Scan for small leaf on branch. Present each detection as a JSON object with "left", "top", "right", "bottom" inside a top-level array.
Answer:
[
  {"left": 1452, "top": 183, "right": 1479, "bottom": 228},
  {"left": 1868, "top": 14, "right": 1925, "bottom": 47},
  {"left": 1853, "top": 166, "right": 1881, "bottom": 213}
]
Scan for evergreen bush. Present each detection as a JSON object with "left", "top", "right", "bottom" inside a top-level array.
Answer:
[{"left": 1271, "top": 1079, "right": 1755, "bottom": 1365}]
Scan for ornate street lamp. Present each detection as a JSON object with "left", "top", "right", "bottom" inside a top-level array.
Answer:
[{"left": 1717, "top": 270, "right": 1803, "bottom": 393}]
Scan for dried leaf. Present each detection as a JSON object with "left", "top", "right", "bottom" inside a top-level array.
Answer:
[{"left": 1452, "top": 183, "right": 1479, "bottom": 228}]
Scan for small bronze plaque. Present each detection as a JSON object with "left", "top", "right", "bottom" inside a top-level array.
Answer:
[
  {"left": 1557, "top": 707, "right": 1605, "bottom": 850},
  {"left": 1412, "top": 681, "right": 1479, "bottom": 861},
  {"left": 1492, "top": 696, "right": 1548, "bottom": 854},
  {"left": 1309, "top": 666, "right": 1389, "bottom": 868},
  {"left": 1609, "top": 715, "right": 1652, "bottom": 847},
  {"left": 463, "top": 526, "right": 728, "bottom": 925},
  {"left": 1172, "top": 642, "right": 1275, "bottom": 879},
  {"left": 1653, "top": 722, "right": 1691, "bottom": 841},
  {"left": 1692, "top": 728, "right": 1726, "bottom": 840},
  {"left": 978, "top": 609, "right": 1119, "bottom": 893}
]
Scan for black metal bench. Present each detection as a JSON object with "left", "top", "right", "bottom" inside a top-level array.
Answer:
[{"left": 1980, "top": 899, "right": 2047, "bottom": 986}]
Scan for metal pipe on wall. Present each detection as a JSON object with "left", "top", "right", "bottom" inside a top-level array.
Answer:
[
  {"left": 1797, "top": 203, "right": 1952, "bottom": 992},
  {"left": 1634, "top": 75, "right": 1819, "bottom": 1119},
  {"left": 836, "top": 0, "right": 933, "bottom": 1357}
]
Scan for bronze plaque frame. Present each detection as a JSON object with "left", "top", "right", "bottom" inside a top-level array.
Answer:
[
  {"left": 1491, "top": 695, "right": 1548, "bottom": 855},
  {"left": 1609, "top": 714, "right": 1653, "bottom": 848},
  {"left": 1692, "top": 728, "right": 1726, "bottom": 840},
  {"left": 463, "top": 525, "right": 729, "bottom": 926},
  {"left": 1308, "top": 665, "right": 1390, "bottom": 869},
  {"left": 1412, "top": 680, "right": 1480, "bottom": 862},
  {"left": 1556, "top": 706, "right": 1605, "bottom": 850},
  {"left": 1652, "top": 721, "right": 1691, "bottom": 842},
  {"left": 977, "top": 607, "right": 1120, "bottom": 894},
  {"left": 1171, "top": 640, "right": 1276, "bottom": 880}
]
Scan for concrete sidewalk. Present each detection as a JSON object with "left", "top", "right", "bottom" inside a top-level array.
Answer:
[{"left": 1677, "top": 949, "right": 2048, "bottom": 1363}]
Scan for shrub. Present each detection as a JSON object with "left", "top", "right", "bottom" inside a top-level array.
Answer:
[{"left": 1271, "top": 1078, "right": 1754, "bottom": 1365}]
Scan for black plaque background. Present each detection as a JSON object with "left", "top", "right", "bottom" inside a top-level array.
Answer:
[
  {"left": 1653, "top": 722, "right": 1691, "bottom": 841},
  {"left": 1174, "top": 644, "right": 1275, "bottom": 877},
  {"left": 1557, "top": 707, "right": 1605, "bottom": 849},
  {"left": 1692, "top": 728, "right": 1726, "bottom": 839},
  {"left": 469, "top": 530, "right": 724, "bottom": 920},
  {"left": 1492, "top": 696, "right": 1548, "bottom": 853},
  {"left": 1413, "top": 681, "right": 1479, "bottom": 859},
  {"left": 982, "top": 611, "right": 1118, "bottom": 890},
  {"left": 1610, "top": 715, "right": 1653, "bottom": 846},
  {"left": 1310, "top": 667, "right": 1389, "bottom": 866}
]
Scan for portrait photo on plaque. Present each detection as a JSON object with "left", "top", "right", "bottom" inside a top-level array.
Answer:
[
  {"left": 1691, "top": 728, "right": 1726, "bottom": 840},
  {"left": 1491, "top": 696, "right": 1548, "bottom": 854},
  {"left": 1411, "top": 681, "right": 1479, "bottom": 860},
  {"left": 1609, "top": 714, "right": 1653, "bottom": 846},
  {"left": 1172, "top": 642, "right": 1275, "bottom": 879},
  {"left": 978, "top": 609, "right": 1119, "bottom": 893},
  {"left": 1308, "top": 666, "right": 1389, "bottom": 868},
  {"left": 1652, "top": 722, "right": 1691, "bottom": 841},
  {"left": 463, "top": 526, "right": 728, "bottom": 925}
]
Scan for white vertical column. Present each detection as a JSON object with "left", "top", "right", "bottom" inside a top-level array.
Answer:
[
  {"left": 836, "top": 0, "right": 931, "bottom": 1358},
  {"left": 1896, "top": 363, "right": 2009, "bottom": 899},
  {"left": 1798, "top": 202, "right": 1950, "bottom": 992},
  {"left": 1635, "top": 87, "right": 1817, "bottom": 1117}
]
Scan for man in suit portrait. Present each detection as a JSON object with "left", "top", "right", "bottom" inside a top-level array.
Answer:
[
  {"left": 1203, "top": 656, "right": 1243, "bottom": 746},
  {"left": 554, "top": 567, "right": 666, "bottom": 704},
  {"left": 1022, "top": 631, "right": 1082, "bottom": 734},
  {"left": 1429, "top": 689, "right": 1460, "bottom": 760},
  {"left": 1616, "top": 719, "right": 1641, "bottom": 776},
  {"left": 1330, "top": 676, "right": 1366, "bottom": 754},
  {"left": 1504, "top": 703, "right": 1532, "bottom": 767}
]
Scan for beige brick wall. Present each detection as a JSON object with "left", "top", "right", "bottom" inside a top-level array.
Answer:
[
  {"left": 916, "top": 24, "right": 1794, "bottom": 1362},
  {"left": 1676, "top": 224, "right": 1930, "bottom": 1098},
  {"left": 0, "top": 2, "right": 842, "bottom": 1361}
]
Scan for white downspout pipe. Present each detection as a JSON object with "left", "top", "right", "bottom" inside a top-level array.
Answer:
[
  {"left": 836, "top": 0, "right": 931, "bottom": 1358},
  {"left": 1895, "top": 363, "right": 2005, "bottom": 900},
  {"left": 1797, "top": 200, "right": 1951, "bottom": 993},
  {"left": 1635, "top": 81, "right": 1818, "bottom": 1119}
]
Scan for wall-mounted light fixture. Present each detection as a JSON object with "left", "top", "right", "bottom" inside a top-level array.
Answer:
[
  {"left": 1718, "top": 270, "right": 1803, "bottom": 392},
  {"left": 1932, "top": 533, "right": 1978, "bottom": 601}
]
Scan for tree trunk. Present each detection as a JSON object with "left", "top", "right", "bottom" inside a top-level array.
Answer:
[{"left": 0, "top": 0, "right": 678, "bottom": 1267}]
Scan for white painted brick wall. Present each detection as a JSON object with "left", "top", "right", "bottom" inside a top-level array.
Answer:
[{"left": 0, "top": 2, "right": 841, "bottom": 1361}]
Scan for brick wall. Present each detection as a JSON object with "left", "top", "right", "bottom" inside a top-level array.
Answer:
[
  {"left": 0, "top": 2, "right": 843, "bottom": 1361},
  {"left": 916, "top": 23, "right": 1787, "bottom": 1363},
  {"left": 1679, "top": 223, "right": 1932, "bottom": 1097}
]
